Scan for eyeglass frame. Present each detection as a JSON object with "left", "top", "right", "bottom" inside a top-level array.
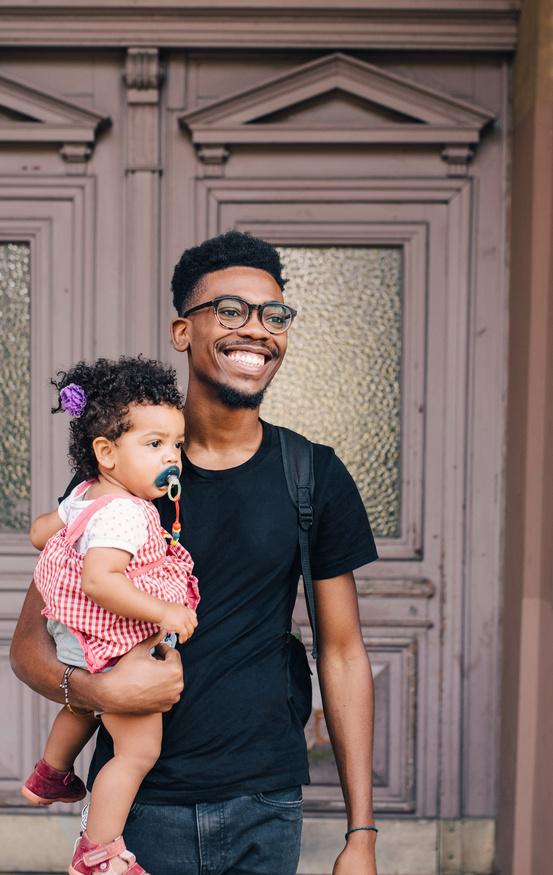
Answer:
[{"left": 180, "top": 295, "right": 298, "bottom": 335}]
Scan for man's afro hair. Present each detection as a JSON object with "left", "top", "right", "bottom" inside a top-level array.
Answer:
[{"left": 171, "top": 230, "right": 287, "bottom": 315}]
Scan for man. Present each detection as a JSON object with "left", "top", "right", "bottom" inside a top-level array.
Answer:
[{"left": 11, "top": 231, "right": 378, "bottom": 875}]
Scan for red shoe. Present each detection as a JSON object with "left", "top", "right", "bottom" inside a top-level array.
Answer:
[
  {"left": 70, "top": 833, "right": 148, "bottom": 875},
  {"left": 22, "top": 757, "right": 86, "bottom": 805}
]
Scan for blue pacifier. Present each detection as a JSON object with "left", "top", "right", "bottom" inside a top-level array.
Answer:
[{"left": 155, "top": 465, "right": 180, "bottom": 488}]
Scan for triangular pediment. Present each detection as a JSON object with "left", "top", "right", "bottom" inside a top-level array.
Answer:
[
  {"left": 0, "top": 71, "right": 111, "bottom": 143},
  {"left": 179, "top": 53, "right": 494, "bottom": 147},
  {"left": 253, "top": 88, "right": 421, "bottom": 128}
]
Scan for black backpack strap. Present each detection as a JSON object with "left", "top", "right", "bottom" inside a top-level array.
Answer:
[{"left": 277, "top": 426, "right": 318, "bottom": 659}]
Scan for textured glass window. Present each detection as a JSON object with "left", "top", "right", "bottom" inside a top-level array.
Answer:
[
  {"left": 0, "top": 243, "right": 31, "bottom": 531},
  {"left": 262, "top": 246, "right": 402, "bottom": 538}
]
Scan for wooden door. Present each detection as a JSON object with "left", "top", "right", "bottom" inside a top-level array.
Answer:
[
  {"left": 168, "top": 49, "right": 507, "bottom": 822},
  {"left": 0, "top": 48, "right": 507, "bottom": 838},
  {"left": 193, "top": 184, "right": 467, "bottom": 816},
  {"left": 0, "top": 178, "right": 96, "bottom": 809}
]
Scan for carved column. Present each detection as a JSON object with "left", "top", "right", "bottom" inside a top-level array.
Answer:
[{"left": 123, "top": 48, "right": 164, "bottom": 356}]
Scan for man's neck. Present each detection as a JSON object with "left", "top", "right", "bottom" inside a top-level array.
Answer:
[{"left": 183, "top": 392, "right": 264, "bottom": 470}]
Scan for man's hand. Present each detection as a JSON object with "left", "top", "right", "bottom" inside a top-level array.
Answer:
[
  {"left": 87, "top": 630, "right": 184, "bottom": 714},
  {"left": 332, "top": 831, "right": 378, "bottom": 875},
  {"left": 158, "top": 603, "right": 198, "bottom": 644},
  {"left": 11, "top": 583, "right": 185, "bottom": 716}
]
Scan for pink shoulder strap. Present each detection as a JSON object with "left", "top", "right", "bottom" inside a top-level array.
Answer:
[
  {"left": 65, "top": 491, "right": 143, "bottom": 546},
  {"left": 73, "top": 480, "right": 95, "bottom": 499}
]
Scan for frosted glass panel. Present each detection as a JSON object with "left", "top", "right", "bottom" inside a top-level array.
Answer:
[
  {"left": 0, "top": 243, "right": 31, "bottom": 531},
  {"left": 263, "top": 246, "right": 402, "bottom": 538}
]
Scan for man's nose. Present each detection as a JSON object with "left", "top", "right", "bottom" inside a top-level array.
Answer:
[{"left": 236, "top": 306, "right": 269, "bottom": 337}]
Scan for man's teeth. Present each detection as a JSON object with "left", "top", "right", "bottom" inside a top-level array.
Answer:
[{"left": 227, "top": 350, "right": 265, "bottom": 368}]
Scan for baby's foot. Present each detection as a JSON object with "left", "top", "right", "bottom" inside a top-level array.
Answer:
[
  {"left": 22, "top": 758, "right": 86, "bottom": 805},
  {"left": 70, "top": 834, "right": 148, "bottom": 875}
]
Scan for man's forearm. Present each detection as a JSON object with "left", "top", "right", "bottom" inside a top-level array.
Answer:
[
  {"left": 10, "top": 582, "right": 185, "bottom": 715},
  {"left": 10, "top": 581, "right": 105, "bottom": 712},
  {"left": 318, "top": 646, "right": 376, "bottom": 827},
  {"left": 319, "top": 647, "right": 378, "bottom": 873},
  {"left": 10, "top": 581, "right": 67, "bottom": 703}
]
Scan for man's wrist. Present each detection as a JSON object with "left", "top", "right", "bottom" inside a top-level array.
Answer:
[
  {"left": 345, "top": 826, "right": 378, "bottom": 838},
  {"left": 67, "top": 666, "right": 104, "bottom": 712},
  {"left": 60, "top": 666, "right": 94, "bottom": 716}
]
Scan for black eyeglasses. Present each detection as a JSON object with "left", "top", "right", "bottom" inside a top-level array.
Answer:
[{"left": 181, "top": 296, "right": 297, "bottom": 335}]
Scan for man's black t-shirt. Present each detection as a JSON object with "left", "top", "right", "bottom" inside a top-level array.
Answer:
[{"left": 88, "top": 421, "right": 377, "bottom": 803}]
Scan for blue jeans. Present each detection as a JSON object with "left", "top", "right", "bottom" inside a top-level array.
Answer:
[{"left": 122, "top": 786, "right": 303, "bottom": 875}]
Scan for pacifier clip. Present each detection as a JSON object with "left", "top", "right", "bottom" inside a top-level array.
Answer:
[
  {"left": 155, "top": 465, "right": 182, "bottom": 545},
  {"left": 167, "top": 474, "right": 181, "bottom": 545}
]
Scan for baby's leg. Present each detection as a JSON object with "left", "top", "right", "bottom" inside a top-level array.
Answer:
[
  {"left": 22, "top": 708, "right": 97, "bottom": 806},
  {"left": 85, "top": 712, "right": 162, "bottom": 849},
  {"left": 44, "top": 707, "right": 99, "bottom": 771}
]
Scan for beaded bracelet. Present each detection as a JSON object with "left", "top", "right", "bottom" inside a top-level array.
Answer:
[
  {"left": 345, "top": 827, "right": 379, "bottom": 840},
  {"left": 59, "top": 665, "right": 93, "bottom": 716}
]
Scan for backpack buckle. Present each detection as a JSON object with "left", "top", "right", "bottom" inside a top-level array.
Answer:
[
  {"left": 298, "top": 485, "right": 313, "bottom": 530},
  {"left": 298, "top": 503, "right": 313, "bottom": 530}
]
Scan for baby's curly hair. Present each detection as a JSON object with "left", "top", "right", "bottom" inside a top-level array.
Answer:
[
  {"left": 52, "top": 356, "right": 184, "bottom": 480},
  {"left": 171, "top": 230, "right": 287, "bottom": 316}
]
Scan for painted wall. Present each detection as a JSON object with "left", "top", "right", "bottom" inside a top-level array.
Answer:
[{"left": 497, "top": 0, "right": 553, "bottom": 873}]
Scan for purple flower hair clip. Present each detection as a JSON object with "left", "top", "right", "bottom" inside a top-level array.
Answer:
[{"left": 60, "top": 383, "right": 87, "bottom": 418}]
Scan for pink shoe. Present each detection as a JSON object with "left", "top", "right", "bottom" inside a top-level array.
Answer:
[
  {"left": 70, "top": 833, "right": 148, "bottom": 875},
  {"left": 22, "top": 758, "right": 86, "bottom": 805}
]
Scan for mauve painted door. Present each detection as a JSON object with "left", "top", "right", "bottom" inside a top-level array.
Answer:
[{"left": 1, "top": 49, "right": 507, "bottom": 828}]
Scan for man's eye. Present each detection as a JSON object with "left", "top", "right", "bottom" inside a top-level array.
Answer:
[
  {"left": 220, "top": 306, "right": 241, "bottom": 318},
  {"left": 267, "top": 314, "right": 285, "bottom": 325}
]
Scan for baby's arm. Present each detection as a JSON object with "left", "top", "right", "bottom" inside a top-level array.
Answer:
[
  {"left": 30, "top": 509, "right": 64, "bottom": 550},
  {"left": 82, "top": 547, "right": 198, "bottom": 644}
]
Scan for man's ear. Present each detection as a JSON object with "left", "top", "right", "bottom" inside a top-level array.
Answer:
[
  {"left": 92, "top": 436, "right": 115, "bottom": 470},
  {"left": 171, "top": 317, "right": 190, "bottom": 353}
]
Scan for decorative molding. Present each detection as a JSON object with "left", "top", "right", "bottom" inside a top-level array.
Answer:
[
  {"left": 194, "top": 176, "right": 469, "bottom": 208},
  {"left": 356, "top": 579, "right": 435, "bottom": 598},
  {"left": 0, "top": 2, "right": 519, "bottom": 51},
  {"left": 0, "top": 71, "right": 110, "bottom": 171},
  {"left": 179, "top": 53, "right": 495, "bottom": 167},
  {"left": 60, "top": 143, "right": 93, "bottom": 174},
  {"left": 123, "top": 48, "right": 163, "bottom": 357},
  {"left": 124, "top": 47, "right": 164, "bottom": 104},
  {"left": 196, "top": 145, "right": 230, "bottom": 178},
  {"left": 0, "top": 71, "right": 110, "bottom": 136},
  {"left": 441, "top": 145, "right": 475, "bottom": 177},
  {"left": 124, "top": 48, "right": 163, "bottom": 163}
]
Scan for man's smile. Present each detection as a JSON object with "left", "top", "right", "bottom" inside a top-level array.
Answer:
[
  {"left": 218, "top": 340, "right": 279, "bottom": 376},
  {"left": 225, "top": 350, "right": 266, "bottom": 369}
]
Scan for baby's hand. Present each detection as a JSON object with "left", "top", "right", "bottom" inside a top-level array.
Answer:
[{"left": 159, "top": 603, "right": 198, "bottom": 644}]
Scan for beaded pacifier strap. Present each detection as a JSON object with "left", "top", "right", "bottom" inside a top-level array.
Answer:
[
  {"left": 155, "top": 464, "right": 182, "bottom": 546},
  {"left": 166, "top": 475, "right": 181, "bottom": 545}
]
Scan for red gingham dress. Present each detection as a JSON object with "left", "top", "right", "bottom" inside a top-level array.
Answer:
[{"left": 35, "top": 484, "right": 200, "bottom": 673}]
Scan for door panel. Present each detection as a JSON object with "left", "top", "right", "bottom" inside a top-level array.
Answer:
[
  {"left": 0, "top": 178, "right": 96, "bottom": 809},
  {"left": 196, "top": 178, "right": 470, "bottom": 816}
]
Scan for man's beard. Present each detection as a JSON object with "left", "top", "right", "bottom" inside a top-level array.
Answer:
[{"left": 215, "top": 382, "right": 267, "bottom": 410}]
